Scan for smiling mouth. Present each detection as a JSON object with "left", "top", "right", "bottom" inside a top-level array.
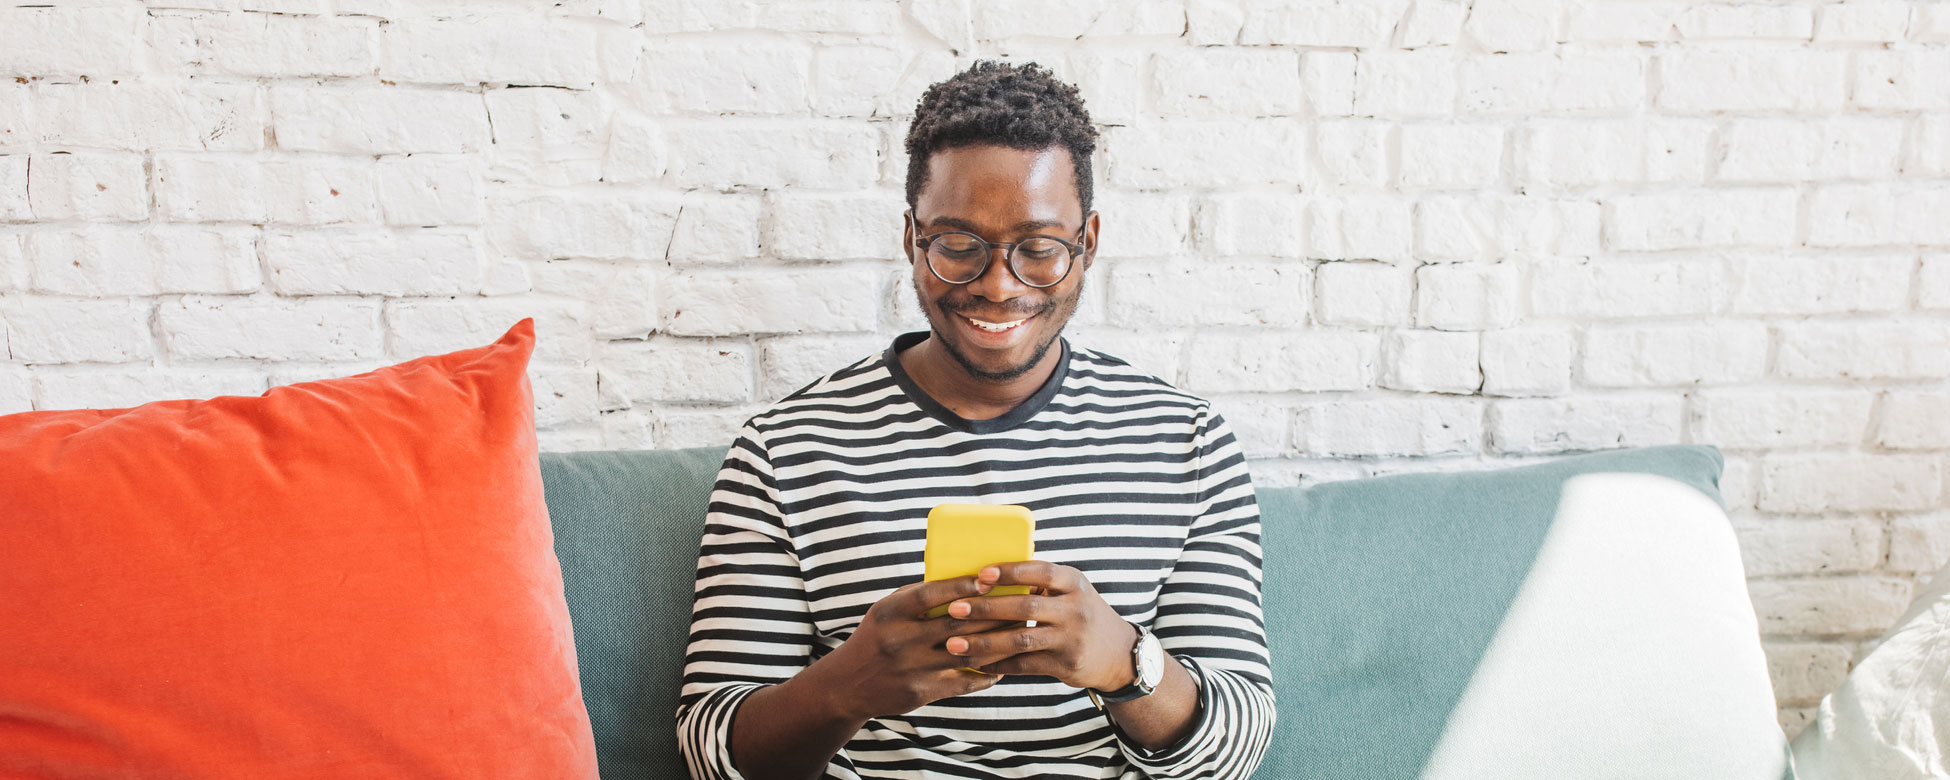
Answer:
[{"left": 963, "top": 314, "right": 1030, "bottom": 333}]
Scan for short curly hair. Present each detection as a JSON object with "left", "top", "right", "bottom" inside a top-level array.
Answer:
[{"left": 904, "top": 60, "right": 1099, "bottom": 217}]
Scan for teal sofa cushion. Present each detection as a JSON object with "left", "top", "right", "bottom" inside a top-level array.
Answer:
[{"left": 541, "top": 444, "right": 1726, "bottom": 780}]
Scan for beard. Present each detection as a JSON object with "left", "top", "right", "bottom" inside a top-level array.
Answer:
[{"left": 918, "top": 273, "right": 1086, "bottom": 383}]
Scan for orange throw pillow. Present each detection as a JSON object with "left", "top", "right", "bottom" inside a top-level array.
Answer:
[{"left": 0, "top": 319, "right": 598, "bottom": 780}]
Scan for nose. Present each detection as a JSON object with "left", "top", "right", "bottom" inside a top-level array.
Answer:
[{"left": 961, "top": 244, "right": 1030, "bottom": 301}]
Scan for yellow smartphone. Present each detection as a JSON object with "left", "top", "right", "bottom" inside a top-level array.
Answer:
[{"left": 923, "top": 504, "right": 1035, "bottom": 619}]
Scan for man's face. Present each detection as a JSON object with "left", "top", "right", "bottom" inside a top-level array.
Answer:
[{"left": 904, "top": 145, "right": 1098, "bottom": 383}]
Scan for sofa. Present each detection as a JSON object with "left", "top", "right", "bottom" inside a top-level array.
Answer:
[{"left": 542, "top": 444, "right": 1797, "bottom": 780}]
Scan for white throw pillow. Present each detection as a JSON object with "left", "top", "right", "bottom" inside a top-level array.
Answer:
[
  {"left": 1790, "top": 557, "right": 1950, "bottom": 779},
  {"left": 1420, "top": 473, "right": 1793, "bottom": 780}
]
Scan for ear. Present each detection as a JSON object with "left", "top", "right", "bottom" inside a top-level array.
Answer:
[
  {"left": 902, "top": 209, "right": 918, "bottom": 265},
  {"left": 1080, "top": 209, "right": 1100, "bottom": 271}
]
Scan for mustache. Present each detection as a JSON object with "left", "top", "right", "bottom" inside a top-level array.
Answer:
[{"left": 934, "top": 296, "right": 1054, "bottom": 319}]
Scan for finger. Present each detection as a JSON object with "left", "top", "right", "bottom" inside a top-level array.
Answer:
[
  {"left": 941, "top": 594, "right": 1061, "bottom": 624},
  {"left": 892, "top": 575, "right": 985, "bottom": 619},
  {"left": 950, "top": 667, "right": 1004, "bottom": 696},
  {"left": 921, "top": 616, "right": 1015, "bottom": 643},
  {"left": 977, "top": 651, "right": 1059, "bottom": 678},
  {"left": 946, "top": 625, "right": 1055, "bottom": 659},
  {"left": 984, "top": 561, "right": 1082, "bottom": 594}
]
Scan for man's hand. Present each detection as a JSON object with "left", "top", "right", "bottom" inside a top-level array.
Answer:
[
  {"left": 940, "top": 562, "right": 1139, "bottom": 692},
  {"left": 807, "top": 575, "right": 1026, "bottom": 722}
]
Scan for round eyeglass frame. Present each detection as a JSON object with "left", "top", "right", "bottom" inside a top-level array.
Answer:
[{"left": 909, "top": 224, "right": 1088, "bottom": 289}]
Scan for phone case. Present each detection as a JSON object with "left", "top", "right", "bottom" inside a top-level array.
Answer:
[{"left": 923, "top": 504, "right": 1035, "bottom": 619}]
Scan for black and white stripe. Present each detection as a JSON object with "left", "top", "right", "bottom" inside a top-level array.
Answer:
[{"left": 677, "top": 332, "right": 1275, "bottom": 779}]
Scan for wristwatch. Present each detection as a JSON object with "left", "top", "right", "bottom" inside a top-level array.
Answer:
[{"left": 1088, "top": 620, "right": 1164, "bottom": 707}]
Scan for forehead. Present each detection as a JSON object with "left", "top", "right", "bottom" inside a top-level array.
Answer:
[{"left": 914, "top": 145, "right": 1082, "bottom": 229}]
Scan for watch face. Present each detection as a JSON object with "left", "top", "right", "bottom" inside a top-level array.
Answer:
[{"left": 1136, "top": 632, "right": 1165, "bottom": 689}]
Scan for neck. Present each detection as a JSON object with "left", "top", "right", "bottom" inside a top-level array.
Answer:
[{"left": 899, "top": 334, "right": 1061, "bottom": 421}]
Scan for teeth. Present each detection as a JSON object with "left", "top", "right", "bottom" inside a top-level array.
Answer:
[{"left": 966, "top": 316, "right": 1026, "bottom": 333}]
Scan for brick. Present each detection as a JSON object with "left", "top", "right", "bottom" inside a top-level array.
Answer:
[
  {"left": 1520, "top": 119, "right": 1710, "bottom": 190},
  {"left": 599, "top": 409, "right": 655, "bottom": 450},
  {"left": 272, "top": 87, "right": 489, "bottom": 154},
  {"left": 1092, "top": 191, "right": 1192, "bottom": 259},
  {"left": 1383, "top": 330, "right": 1480, "bottom": 394},
  {"left": 1733, "top": 254, "right": 1910, "bottom": 315},
  {"left": 664, "top": 120, "right": 879, "bottom": 190},
  {"left": 0, "top": 298, "right": 152, "bottom": 364},
  {"left": 160, "top": 296, "right": 381, "bottom": 362},
  {"left": 1196, "top": 396, "right": 1287, "bottom": 458},
  {"left": 1917, "top": 115, "right": 1950, "bottom": 177},
  {"left": 1240, "top": 0, "right": 1410, "bottom": 47},
  {"left": 1696, "top": 389, "right": 1873, "bottom": 450},
  {"left": 373, "top": 155, "right": 481, "bottom": 227},
  {"left": 154, "top": 155, "right": 378, "bottom": 225},
  {"left": 1302, "top": 52, "right": 1357, "bottom": 117},
  {"left": 664, "top": 267, "right": 881, "bottom": 336},
  {"left": 1748, "top": 577, "right": 1912, "bottom": 636},
  {"left": 0, "top": 85, "right": 25, "bottom": 150},
  {"left": 1186, "top": 0, "right": 1246, "bottom": 44},
  {"left": 1315, "top": 262, "right": 1412, "bottom": 328},
  {"left": 1722, "top": 455, "right": 1758, "bottom": 513},
  {"left": 1184, "top": 331, "right": 1378, "bottom": 393},
  {"left": 35, "top": 82, "right": 264, "bottom": 152},
  {"left": 1737, "top": 518, "right": 1884, "bottom": 578},
  {"left": 378, "top": 17, "right": 599, "bottom": 87},
  {"left": 1061, "top": 48, "right": 1151, "bottom": 129},
  {"left": 0, "top": 7, "right": 143, "bottom": 77},
  {"left": 384, "top": 299, "right": 590, "bottom": 364},
  {"left": 1295, "top": 398, "right": 1482, "bottom": 457},
  {"left": 668, "top": 194, "right": 762, "bottom": 263},
  {"left": 0, "top": 365, "right": 28, "bottom": 414},
  {"left": 26, "top": 225, "right": 260, "bottom": 296},
  {"left": 1154, "top": 48, "right": 1302, "bottom": 118},
  {"left": 1877, "top": 391, "right": 1950, "bottom": 450},
  {"left": 1311, "top": 120, "right": 1388, "bottom": 189},
  {"left": 1854, "top": 51, "right": 1950, "bottom": 110},
  {"left": 531, "top": 260, "right": 657, "bottom": 340},
  {"left": 1776, "top": 321, "right": 1950, "bottom": 380},
  {"left": 26, "top": 153, "right": 146, "bottom": 221},
  {"left": 488, "top": 192, "right": 680, "bottom": 262},
  {"left": 598, "top": 338, "right": 752, "bottom": 405},
  {"left": 1105, "top": 121, "right": 1305, "bottom": 188},
  {"left": 1759, "top": 454, "right": 1942, "bottom": 513},
  {"left": 1488, "top": 395, "right": 1684, "bottom": 454},
  {"left": 1480, "top": 328, "right": 1573, "bottom": 397},
  {"left": 1530, "top": 257, "right": 1725, "bottom": 319},
  {"left": 1675, "top": 4, "right": 1815, "bottom": 39},
  {"left": 1657, "top": 51, "right": 1846, "bottom": 113},
  {"left": 1200, "top": 193, "right": 1306, "bottom": 258},
  {"left": 1918, "top": 4, "right": 1950, "bottom": 42},
  {"left": 1398, "top": 124, "right": 1502, "bottom": 190},
  {"left": 150, "top": 11, "right": 373, "bottom": 78},
  {"left": 966, "top": 0, "right": 1102, "bottom": 38},
  {"left": 483, "top": 87, "right": 610, "bottom": 186},
  {"left": 603, "top": 112, "right": 666, "bottom": 185},
  {"left": 814, "top": 46, "right": 905, "bottom": 118},
  {"left": 1762, "top": 641, "right": 1855, "bottom": 705},
  {"left": 766, "top": 192, "right": 904, "bottom": 261},
  {"left": 1459, "top": 53, "right": 1645, "bottom": 116},
  {"left": 1924, "top": 256, "right": 1950, "bottom": 311},
  {"left": 1111, "top": 261, "right": 1307, "bottom": 328},
  {"left": 759, "top": 0, "right": 903, "bottom": 35},
  {"left": 1888, "top": 512, "right": 1950, "bottom": 574},
  {"left": 637, "top": 43, "right": 811, "bottom": 115},
  {"left": 1311, "top": 196, "right": 1413, "bottom": 262},
  {"left": 264, "top": 361, "right": 392, "bottom": 387},
  {"left": 1415, "top": 262, "right": 1520, "bottom": 331},
  {"left": 33, "top": 368, "right": 267, "bottom": 411},
  {"left": 1354, "top": 50, "right": 1456, "bottom": 117},
  {"left": 1815, "top": 3, "right": 1912, "bottom": 42},
  {"left": 1566, "top": 2, "right": 1680, "bottom": 43},
  {"left": 757, "top": 333, "right": 885, "bottom": 399},
  {"left": 655, "top": 407, "right": 755, "bottom": 450},
  {"left": 1462, "top": 0, "right": 1556, "bottom": 52},
  {"left": 1604, "top": 188, "right": 1796, "bottom": 251},
  {"left": 0, "top": 156, "right": 24, "bottom": 221},
  {"left": 1809, "top": 184, "right": 1950, "bottom": 247},
  {"left": 530, "top": 368, "right": 599, "bottom": 429},
  {"left": 0, "top": 233, "right": 22, "bottom": 291},
  {"left": 263, "top": 229, "right": 481, "bottom": 297},
  {"left": 1415, "top": 197, "right": 1574, "bottom": 261},
  {"left": 1400, "top": 0, "right": 1466, "bottom": 48},
  {"left": 1718, "top": 118, "right": 1903, "bottom": 183},
  {"left": 1583, "top": 323, "right": 1768, "bottom": 387}
]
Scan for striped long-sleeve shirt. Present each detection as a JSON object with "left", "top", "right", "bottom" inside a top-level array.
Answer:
[{"left": 677, "top": 332, "right": 1275, "bottom": 779}]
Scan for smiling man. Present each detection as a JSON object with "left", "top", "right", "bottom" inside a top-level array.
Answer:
[{"left": 676, "top": 61, "right": 1275, "bottom": 780}]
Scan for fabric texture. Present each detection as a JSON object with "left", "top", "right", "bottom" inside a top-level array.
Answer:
[
  {"left": 1790, "top": 557, "right": 1950, "bottom": 779},
  {"left": 0, "top": 319, "right": 599, "bottom": 780},
  {"left": 675, "top": 333, "right": 1275, "bottom": 779}
]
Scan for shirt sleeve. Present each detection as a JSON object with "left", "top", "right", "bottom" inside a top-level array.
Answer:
[
  {"left": 675, "top": 424, "right": 817, "bottom": 780},
  {"left": 1111, "top": 406, "right": 1277, "bottom": 779}
]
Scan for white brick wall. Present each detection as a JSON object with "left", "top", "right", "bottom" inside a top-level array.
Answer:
[{"left": 1, "top": 0, "right": 1943, "bottom": 738}]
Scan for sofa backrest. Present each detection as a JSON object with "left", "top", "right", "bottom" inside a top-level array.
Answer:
[{"left": 540, "top": 445, "right": 1728, "bottom": 780}]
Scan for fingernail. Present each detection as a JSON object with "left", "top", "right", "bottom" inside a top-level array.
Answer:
[
  {"left": 980, "top": 567, "right": 999, "bottom": 582},
  {"left": 947, "top": 637, "right": 967, "bottom": 655},
  {"left": 974, "top": 582, "right": 991, "bottom": 595},
  {"left": 949, "top": 601, "right": 970, "bottom": 618}
]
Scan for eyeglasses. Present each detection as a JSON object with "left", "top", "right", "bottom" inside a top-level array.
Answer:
[{"left": 911, "top": 224, "right": 1086, "bottom": 289}]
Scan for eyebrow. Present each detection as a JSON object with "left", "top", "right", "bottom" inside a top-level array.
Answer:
[{"left": 922, "top": 216, "right": 1070, "bottom": 235}]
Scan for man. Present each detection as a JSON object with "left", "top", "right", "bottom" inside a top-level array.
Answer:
[{"left": 676, "top": 61, "right": 1275, "bottom": 780}]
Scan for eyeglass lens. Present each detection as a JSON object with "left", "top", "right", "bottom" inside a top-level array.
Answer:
[{"left": 927, "top": 233, "right": 1071, "bottom": 287}]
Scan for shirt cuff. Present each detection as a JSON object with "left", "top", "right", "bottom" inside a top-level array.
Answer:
[{"left": 1109, "top": 654, "right": 1211, "bottom": 767}]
